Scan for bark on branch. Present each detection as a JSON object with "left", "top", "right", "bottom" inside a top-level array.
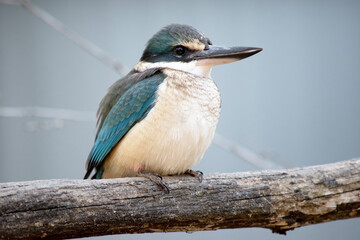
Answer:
[{"left": 0, "top": 159, "right": 359, "bottom": 240}]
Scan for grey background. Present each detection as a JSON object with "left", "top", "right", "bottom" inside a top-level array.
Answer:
[{"left": 1, "top": 0, "right": 359, "bottom": 239}]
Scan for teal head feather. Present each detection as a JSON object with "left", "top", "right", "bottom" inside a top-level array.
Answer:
[{"left": 140, "top": 24, "right": 212, "bottom": 62}]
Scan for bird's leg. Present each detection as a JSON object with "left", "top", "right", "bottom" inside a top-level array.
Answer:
[
  {"left": 137, "top": 171, "right": 170, "bottom": 193},
  {"left": 184, "top": 169, "right": 203, "bottom": 182}
]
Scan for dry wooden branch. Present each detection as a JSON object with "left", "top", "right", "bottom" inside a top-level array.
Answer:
[{"left": 0, "top": 159, "right": 359, "bottom": 240}]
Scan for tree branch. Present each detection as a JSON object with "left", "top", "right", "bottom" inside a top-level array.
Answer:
[{"left": 0, "top": 159, "right": 359, "bottom": 239}]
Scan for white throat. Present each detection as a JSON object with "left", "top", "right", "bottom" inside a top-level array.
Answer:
[{"left": 134, "top": 60, "right": 213, "bottom": 78}]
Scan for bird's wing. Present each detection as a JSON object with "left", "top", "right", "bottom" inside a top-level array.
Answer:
[
  {"left": 96, "top": 68, "right": 161, "bottom": 137},
  {"left": 84, "top": 70, "right": 165, "bottom": 179}
]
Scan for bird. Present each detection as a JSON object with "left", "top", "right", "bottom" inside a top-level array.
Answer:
[{"left": 84, "top": 24, "right": 262, "bottom": 190}]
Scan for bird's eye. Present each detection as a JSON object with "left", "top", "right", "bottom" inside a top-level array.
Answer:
[{"left": 173, "top": 46, "right": 186, "bottom": 57}]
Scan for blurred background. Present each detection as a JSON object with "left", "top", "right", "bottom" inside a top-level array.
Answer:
[{"left": 1, "top": 0, "right": 359, "bottom": 239}]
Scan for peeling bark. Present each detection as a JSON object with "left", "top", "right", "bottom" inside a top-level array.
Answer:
[{"left": 0, "top": 159, "right": 359, "bottom": 239}]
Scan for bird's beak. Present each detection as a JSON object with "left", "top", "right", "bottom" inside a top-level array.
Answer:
[{"left": 193, "top": 46, "right": 262, "bottom": 66}]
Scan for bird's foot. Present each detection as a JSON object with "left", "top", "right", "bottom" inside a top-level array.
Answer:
[
  {"left": 184, "top": 169, "right": 203, "bottom": 182},
  {"left": 137, "top": 171, "right": 170, "bottom": 193}
]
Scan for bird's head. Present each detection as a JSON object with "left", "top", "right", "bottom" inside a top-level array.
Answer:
[{"left": 135, "top": 24, "right": 262, "bottom": 77}]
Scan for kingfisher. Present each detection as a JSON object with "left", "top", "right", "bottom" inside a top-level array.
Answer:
[{"left": 84, "top": 24, "right": 261, "bottom": 190}]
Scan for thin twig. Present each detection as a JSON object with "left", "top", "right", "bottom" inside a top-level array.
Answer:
[
  {"left": 0, "top": 106, "right": 94, "bottom": 121},
  {"left": 0, "top": 0, "right": 20, "bottom": 5},
  {"left": 213, "top": 133, "right": 287, "bottom": 169},
  {"left": 18, "top": 0, "right": 129, "bottom": 75}
]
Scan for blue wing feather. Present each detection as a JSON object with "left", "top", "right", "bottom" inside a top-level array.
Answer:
[{"left": 85, "top": 72, "right": 165, "bottom": 178}]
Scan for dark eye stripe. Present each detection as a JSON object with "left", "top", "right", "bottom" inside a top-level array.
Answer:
[{"left": 173, "top": 46, "right": 186, "bottom": 56}]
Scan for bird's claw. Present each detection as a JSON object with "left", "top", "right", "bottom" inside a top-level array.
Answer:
[
  {"left": 184, "top": 169, "right": 203, "bottom": 182},
  {"left": 137, "top": 171, "right": 169, "bottom": 193}
]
